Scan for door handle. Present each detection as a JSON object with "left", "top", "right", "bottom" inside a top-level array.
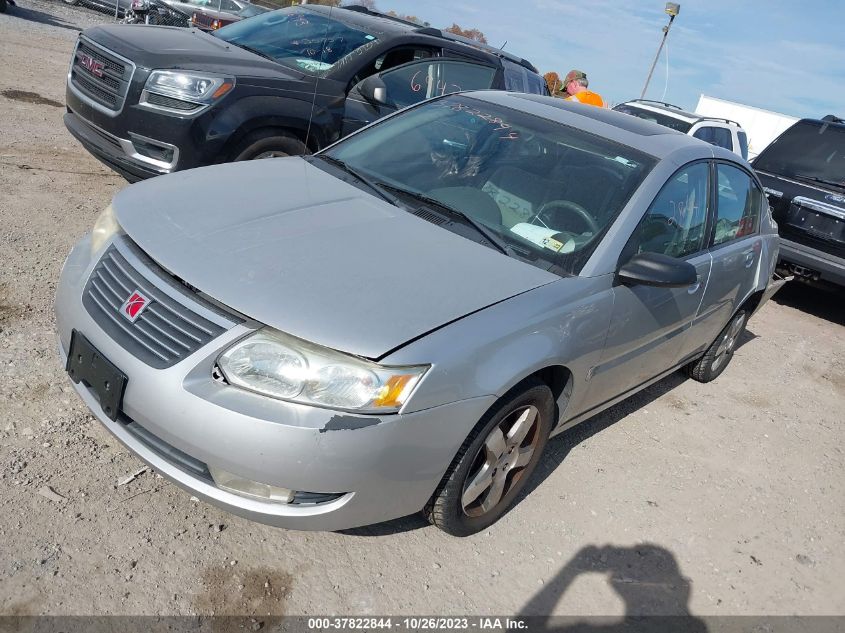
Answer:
[{"left": 687, "top": 279, "right": 701, "bottom": 294}]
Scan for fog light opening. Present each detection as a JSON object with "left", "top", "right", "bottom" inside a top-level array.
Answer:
[{"left": 209, "top": 466, "right": 294, "bottom": 504}]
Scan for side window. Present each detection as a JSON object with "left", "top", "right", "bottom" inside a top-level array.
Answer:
[
  {"left": 693, "top": 126, "right": 732, "bottom": 150},
  {"left": 220, "top": 0, "right": 240, "bottom": 11},
  {"left": 351, "top": 47, "right": 436, "bottom": 86},
  {"left": 713, "top": 164, "right": 762, "bottom": 246},
  {"left": 379, "top": 60, "right": 496, "bottom": 109},
  {"left": 630, "top": 162, "right": 710, "bottom": 259},
  {"left": 737, "top": 130, "right": 749, "bottom": 160}
]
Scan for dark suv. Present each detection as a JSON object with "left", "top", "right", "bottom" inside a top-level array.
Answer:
[
  {"left": 753, "top": 115, "right": 845, "bottom": 287},
  {"left": 63, "top": 4, "right": 547, "bottom": 181}
]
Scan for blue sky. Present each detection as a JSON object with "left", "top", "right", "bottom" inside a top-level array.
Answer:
[{"left": 376, "top": 0, "right": 845, "bottom": 119}]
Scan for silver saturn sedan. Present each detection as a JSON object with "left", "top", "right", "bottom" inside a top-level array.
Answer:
[{"left": 56, "top": 91, "right": 784, "bottom": 536}]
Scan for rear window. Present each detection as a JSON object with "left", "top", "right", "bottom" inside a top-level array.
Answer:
[
  {"left": 753, "top": 120, "right": 845, "bottom": 191},
  {"left": 614, "top": 104, "right": 693, "bottom": 134},
  {"left": 502, "top": 60, "right": 549, "bottom": 95},
  {"left": 693, "top": 126, "right": 733, "bottom": 150}
]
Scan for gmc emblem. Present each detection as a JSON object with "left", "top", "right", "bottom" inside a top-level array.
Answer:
[{"left": 79, "top": 53, "right": 105, "bottom": 78}]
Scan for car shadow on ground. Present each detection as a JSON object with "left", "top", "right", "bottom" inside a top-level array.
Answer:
[
  {"left": 3, "top": 3, "right": 83, "bottom": 30},
  {"left": 517, "top": 543, "right": 708, "bottom": 629},
  {"left": 772, "top": 281, "right": 845, "bottom": 326}
]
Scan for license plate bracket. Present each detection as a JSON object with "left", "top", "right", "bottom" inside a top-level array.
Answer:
[{"left": 66, "top": 330, "right": 127, "bottom": 421}]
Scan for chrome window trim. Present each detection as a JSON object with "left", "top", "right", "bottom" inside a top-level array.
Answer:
[{"left": 792, "top": 196, "right": 845, "bottom": 221}]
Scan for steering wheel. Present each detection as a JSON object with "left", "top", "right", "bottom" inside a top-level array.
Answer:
[{"left": 534, "top": 199, "right": 600, "bottom": 235}]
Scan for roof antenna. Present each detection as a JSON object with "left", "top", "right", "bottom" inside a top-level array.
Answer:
[
  {"left": 305, "top": 3, "right": 333, "bottom": 152},
  {"left": 500, "top": 40, "right": 507, "bottom": 50}
]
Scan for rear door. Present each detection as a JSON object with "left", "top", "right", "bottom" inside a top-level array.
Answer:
[
  {"left": 695, "top": 162, "right": 765, "bottom": 348},
  {"left": 342, "top": 58, "right": 498, "bottom": 136}
]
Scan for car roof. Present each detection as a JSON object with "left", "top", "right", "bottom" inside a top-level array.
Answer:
[
  {"left": 468, "top": 92, "right": 720, "bottom": 161},
  {"left": 619, "top": 100, "right": 742, "bottom": 128},
  {"left": 302, "top": 5, "right": 538, "bottom": 73}
]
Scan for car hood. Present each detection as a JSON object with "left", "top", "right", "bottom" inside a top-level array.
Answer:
[
  {"left": 112, "top": 158, "right": 558, "bottom": 359},
  {"left": 83, "top": 25, "right": 305, "bottom": 79}
]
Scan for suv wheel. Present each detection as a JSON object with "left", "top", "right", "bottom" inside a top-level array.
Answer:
[
  {"left": 686, "top": 310, "right": 747, "bottom": 383},
  {"left": 231, "top": 130, "right": 308, "bottom": 161},
  {"left": 425, "top": 378, "right": 554, "bottom": 536}
]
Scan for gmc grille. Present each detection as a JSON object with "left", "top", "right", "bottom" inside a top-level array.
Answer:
[{"left": 70, "top": 38, "right": 135, "bottom": 113}]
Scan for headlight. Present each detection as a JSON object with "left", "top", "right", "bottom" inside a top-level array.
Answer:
[
  {"left": 91, "top": 204, "right": 120, "bottom": 255},
  {"left": 218, "top": 329, "right": 428, "bottom": 413},
  {"left": 143, "top": 70, "right": 234, "bottom": 106}
]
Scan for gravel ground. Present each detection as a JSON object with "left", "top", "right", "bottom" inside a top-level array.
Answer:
[{"left": 1, "top": 1, "right": 844, "bottom": 618}]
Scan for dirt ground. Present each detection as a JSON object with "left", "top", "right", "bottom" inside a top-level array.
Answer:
[{"left": 1, "top": 0, "right": 844, "bottom": 619}]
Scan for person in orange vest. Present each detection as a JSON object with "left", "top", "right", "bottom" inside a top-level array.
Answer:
[{"left": 562, "top": 70, "right": 606, "bottom": 107}]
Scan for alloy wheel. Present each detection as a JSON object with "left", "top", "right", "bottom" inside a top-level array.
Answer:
[
  {"left": 711, "top": 314, "right": 745, "bottom": 371},
  {"left": 461, "top": 405, "right": 541, "bottom": 518}
]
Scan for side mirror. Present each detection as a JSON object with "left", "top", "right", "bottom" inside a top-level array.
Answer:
[
  {"left": 617, "top": 252, "right": 698, "bottom": 288},
  {"left": 359, "top": 75, "right": 389, "bottom": 106}
]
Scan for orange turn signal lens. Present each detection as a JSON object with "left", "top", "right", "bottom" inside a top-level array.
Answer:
[
  {"left": 371, "top": 374, "right": 422, "bottom": 409},
  {"left": 211, "top": 82, "right": 233, "bottom": 99}
]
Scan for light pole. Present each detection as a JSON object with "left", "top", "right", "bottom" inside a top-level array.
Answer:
[{"left": 641, "top": 3, "right": 680, "bottom": 100}]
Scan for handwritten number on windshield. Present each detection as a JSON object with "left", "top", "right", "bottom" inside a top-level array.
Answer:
[{"left": 445, "top": 102, "right": 520, "bottom": 139}]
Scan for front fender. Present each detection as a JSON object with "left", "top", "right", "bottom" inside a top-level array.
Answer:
[
  {"left": 209, "top": 94, "right": 332, "bottom": 153},
  {"left": 383, "top": 275, "right": 616, "bottom": 425}
]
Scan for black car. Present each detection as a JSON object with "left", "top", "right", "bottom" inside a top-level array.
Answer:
[
  {"left": 63, "top": 4, "right": 547, "bottom": 181},
  {"left": 753, "top": 115, "right": 845, "bottom": 287}
]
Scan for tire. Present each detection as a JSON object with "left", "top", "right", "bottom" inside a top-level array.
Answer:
[
  {"left": 230, "top": 130, "right": 308, "bottom": 161},
  {"left": 685, "top": 310, "right": 747, "bottom": 383},
  {"left": 62, "top": 0, "right": 79, "bottom": 5},
  {"left": 424, "top": 378, "right": 554, "bottom": 536}
]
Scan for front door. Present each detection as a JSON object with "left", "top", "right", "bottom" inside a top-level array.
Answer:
[
  {"left": 584, "top": 161, "right": 713, "bottom": 410},
  {"left": 342, "top": 58, "right": 498, "bottom": 136}
]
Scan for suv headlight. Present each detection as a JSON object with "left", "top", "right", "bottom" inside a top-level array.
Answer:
[
  {"left": 90, "top": 204, "right": 121, "bottom": 256},
  {"left": 218, "top": 329, "right": 428, "bottom": 413},
  {"left": 142, "top": 70, "right": 234, "bottom": 112}
]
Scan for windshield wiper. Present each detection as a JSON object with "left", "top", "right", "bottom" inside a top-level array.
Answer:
[
  {"left": 374, "top": 182, "right": 512, "bottom": 257},
  {"left": 315, "top": 156, "right": 402, "bottom": 207},
  {"left": 793, "top": 173, "right": 845, "bottom": 189}
]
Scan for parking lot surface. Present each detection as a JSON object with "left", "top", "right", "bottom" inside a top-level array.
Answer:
[{"left": 1, "top": 0, "right": 844, "bottom": 617}]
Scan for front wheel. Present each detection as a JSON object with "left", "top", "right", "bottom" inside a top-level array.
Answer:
[
  {"left": 686, "top": 310, "right": 747, "bottom": 382},
  {"left": 425, "top": 378, "right": 554, "bottom": 536},
  {"left": 230, "top": 130, "right": 308, "bottom": 161}
]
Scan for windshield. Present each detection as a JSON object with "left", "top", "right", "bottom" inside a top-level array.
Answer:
[
  {"left": 753, "top": 120, "right": 845, "bottom": 189},
  {"left": 214, "top": 7, "right": 377, "bottom": 75},
  {"left": 614, "top": 104, "right": 693, "bottom": 134},
  {"left": 324, "top": 95, "right": 656, "bottom": 276},
  {"left": 237, "top": 4, "right": 266, "bottom": 17}
]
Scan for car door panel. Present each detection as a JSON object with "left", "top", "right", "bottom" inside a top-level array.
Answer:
[
  {"left": 342, "top": 58, "right": 498, "bottom": 136},
  {"left": 697, "top": 162, "right": 765, "bottom": 343},
  {"left": 582, "top": 161, "right": 713, "bottom": 410}
]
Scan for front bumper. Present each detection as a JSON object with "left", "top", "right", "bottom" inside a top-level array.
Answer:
[
  {"left": 778, "top": 237, "right": 845, "bottom": 287},
  {"left": 56, "top": 235, "right": 495, "bottom": 531},
  {"left": 64, "top": 111, "right": 172, "bottom": 182}
]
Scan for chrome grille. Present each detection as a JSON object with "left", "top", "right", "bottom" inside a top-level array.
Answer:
[
  {"left": 83, "top": 239, "right": 238, "bottom": 369},
  {"left": 70, "top": 38, "right": 135, "bottom": 113}
]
